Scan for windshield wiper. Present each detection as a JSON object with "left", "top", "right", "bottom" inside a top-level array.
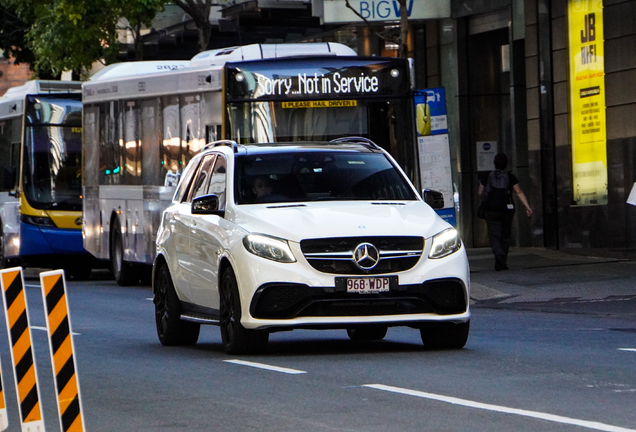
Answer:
[{"left": 37, "top": 197, "right": 81, "bottom": 210}]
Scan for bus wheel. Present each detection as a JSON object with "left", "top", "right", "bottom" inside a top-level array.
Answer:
[{"left": 110, "top": 217, "right": 135, "bottom": 286}]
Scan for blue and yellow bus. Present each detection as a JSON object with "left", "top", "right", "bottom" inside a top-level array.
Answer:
[{"left": 0, "top": 80, "right": 95, "bottom": 278}]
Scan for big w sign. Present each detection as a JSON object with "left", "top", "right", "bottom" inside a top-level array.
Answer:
[{"left": 322, "top": 0, "right": 450, "bottom": 24}]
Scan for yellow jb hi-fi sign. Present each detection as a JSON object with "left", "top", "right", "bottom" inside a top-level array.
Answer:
[{"left": 568, "top": 0, "right": 607, "bottom": 205}]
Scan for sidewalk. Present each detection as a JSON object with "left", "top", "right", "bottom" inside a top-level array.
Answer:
[{"left": 468, "top": 247, "right": 636, "bottom": 318}]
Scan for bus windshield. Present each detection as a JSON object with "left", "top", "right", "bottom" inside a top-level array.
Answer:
[
  {"left": 235, "top": 150, "right": 418, "bottom": 204},
  {"left": 23, "top": 96, "right": 83, "bottom": 211},
  {"left": 226, "top": 99, "right": 407, "bottom": 143},
  {"left": 227, "top": 100, "right": 368, "bottom": 143}
]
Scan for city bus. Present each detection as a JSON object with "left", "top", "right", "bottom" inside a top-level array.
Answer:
[
  {"left": 82, "top": 43, "right": 416, "bottom": 285},
  {"left": 0, "top": 80, "right": 95, "bottom": 278}
]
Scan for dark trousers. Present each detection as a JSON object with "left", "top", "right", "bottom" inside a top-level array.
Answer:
[{"left": 484, "top": 209, "right": 515, "bottom": 267}]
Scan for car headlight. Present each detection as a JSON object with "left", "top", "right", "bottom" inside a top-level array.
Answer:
[
  {"left": 243, "top": 234, "right": 296, "bottom": 263},
  {"left": 428, "top": 228, "right": 461, "bottom": 259}
]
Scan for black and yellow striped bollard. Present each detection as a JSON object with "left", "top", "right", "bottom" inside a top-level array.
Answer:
[
  {"left": 40, "top": 270, "right": 85, "bottom": 432},
  {"left": 0, "top": 267, "right": 45, "bottom": 432},
  {"left": 0, "top": 354, "right": 7, "bottom": 430}
]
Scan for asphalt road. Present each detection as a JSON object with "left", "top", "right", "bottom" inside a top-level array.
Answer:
[{"left": 0, "top": 273, "right": 635, "bottom": 432}]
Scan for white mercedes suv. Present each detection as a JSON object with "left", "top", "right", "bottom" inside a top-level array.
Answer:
[{"left": 153, "top": 138, "right": 470, "bottom": 354}]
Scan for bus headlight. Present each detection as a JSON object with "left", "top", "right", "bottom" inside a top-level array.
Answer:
[
  {"left": 429, "top": 228, "right": 461, "bottom": 259},
  {"left": 20, "top": 214, "right": 57, "bottom": 227},
  {"left": 243, "top": 234, "right": 296, "bottom": 263}
]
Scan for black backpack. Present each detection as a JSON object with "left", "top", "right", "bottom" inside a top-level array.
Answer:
[{"left": 482, "top": 170, "right": 513, "bottom": 212}]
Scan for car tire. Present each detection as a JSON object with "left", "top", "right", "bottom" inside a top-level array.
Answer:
[
  {"left": 220, "top": 267, "right": 268, "bottom": 354},
  {"left": 110, "top": 217, "right": 136, "bottom": 286},
  {"left": 420, "top": 320, "right": 470, "bottom": 349},
  {"left": 346, "top": 325, "right": 388, "bottom": 341},
  {"left": 154, "top": 263, "right": 200, "bottom": 346}
]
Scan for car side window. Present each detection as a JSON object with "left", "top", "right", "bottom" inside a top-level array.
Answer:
[
  {"left": 174, "top": 159, "right": 199, "bottom": 203},
  {"left": 206, "top": 155, "right": 227, "bottom": 210},
  {"left": 186, "top": 154, "right": 216, "bottom": 203}
]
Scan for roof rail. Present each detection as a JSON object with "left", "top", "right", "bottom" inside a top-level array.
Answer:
[
  {"left": 329, "top": 136, "right": 382, "bottom": 151},
  {"left": 202, "top": 140, "right": 239, "bottom": 153}
]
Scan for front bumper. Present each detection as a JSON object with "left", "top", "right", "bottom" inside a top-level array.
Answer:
[
  {"left": 231, "top": 240, "right": 471, "bottom": 330},
  {"left": 251, "top": 278, "right": 466, "bottom": 319},
  {"left": 20, "top": 222, "right": 86, "bottom": 255}
]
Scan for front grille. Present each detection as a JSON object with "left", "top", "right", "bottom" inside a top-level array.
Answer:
[
  {"left": 300, "top": 298, "right": 432, "bottom": 317},
  {"left": 300, "top": 236, "right": 424, "bottom": 275},
  {"left": 250, "top": 278, "right": 466, "bottom": 319}
]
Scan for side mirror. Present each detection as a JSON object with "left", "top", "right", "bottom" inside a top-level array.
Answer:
[
  {"left": 192, "top": 194, "right": 224, "bottom": 217},
  {"left": 0, "top": 166, "right": 16, "bottom": 192},
  {"left": 422, "top": 189, "right": 444, "bottom": 209}
]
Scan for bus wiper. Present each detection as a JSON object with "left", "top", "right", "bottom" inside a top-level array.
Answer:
[{"left": 39, "top": 197, "right": 81, "bottom": 210}]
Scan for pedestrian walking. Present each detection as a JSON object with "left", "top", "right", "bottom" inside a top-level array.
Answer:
[{"left": 478, "top": 153, "right": 532, "bottom": 271}]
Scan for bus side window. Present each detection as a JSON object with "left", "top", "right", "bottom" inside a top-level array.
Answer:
[
  {"left": 99, "top": 101, "right": 122, "bottom": 185},
  {"left": 202, "top": 91, "right": 222, "bottom": 142},
  {"left": 180, "top": 94, "right": 203, "bottom": 168},
  {"left": 206, "top": 125, "right": 218, "bottom": 143},
  {"left": 0, "top": 119, "right": 21, "bottom": 190},
  {"left": 0, "top": 165, "right": 16, "bottom": 191},
  {"left": 11, "top": 142, "right": 19, "bottom": 169},
  {"left": 84, "top": 107, "right": 100, "bottom": 187},
  {"left": 0, "top": 140, "right": 19, "bottom": 191},
  {"left": 162, "top": 96, "right": 181, "bottom": 181},
  {"left": 124, "top": 100, "right": 141, "bottom": 185},
  {"left": 141, "top": 99, "right": 162, "bottom": 186}
]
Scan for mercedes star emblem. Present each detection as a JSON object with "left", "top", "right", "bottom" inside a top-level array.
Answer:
[{"left": 353, "top": 243, "right": 380, "bottom": 270}]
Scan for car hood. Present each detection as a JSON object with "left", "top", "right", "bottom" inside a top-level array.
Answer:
[{"left": 230, "top": 201, "right": 452, "bottom": 242}]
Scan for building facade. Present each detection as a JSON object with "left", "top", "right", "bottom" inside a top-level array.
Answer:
[
  {"left": 303, "top": 0, "right": 636, "bottom": 258},
  {"left": 0, "top": 57, "right": 31, "bottom": 96},
  {"left": 7, "top": 0, "right": 634, "bottom": 258}
]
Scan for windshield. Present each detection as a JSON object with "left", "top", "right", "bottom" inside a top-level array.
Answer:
[
  {"left": 23, "top": 96, "right": 83, "bottom": 210},
  {"left": 227, "top": 101, "right": 368, "bottom": 143},
  {"left": 224, "top": 99, "right": 418, "bottom": 182},
  {"left": 227, "top": 99, "right": 409, "bottom": 144},
  {"left": 235, "top": 150, "right": 417, "bottom": 204}
]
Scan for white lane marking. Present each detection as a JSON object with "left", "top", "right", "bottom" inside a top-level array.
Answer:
[
  {"left": 25, "top": 284, "right": 41, "bottom": 288},
  {"left": 364, "top": 384, "right": 636, "bottom": 432},
  {"left": 619, "top": 348, "right": 636, "bottom": 353},
  {"left": 224, "top": 359, "right": 306, "bottom": 375},
  {"left": 31, "top": 325, "right": 81, "bottom": 336}
]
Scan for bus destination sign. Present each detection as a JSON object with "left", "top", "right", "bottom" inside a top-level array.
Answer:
[
  {"left": 225, "top": 57, "right": 410, "bottom": 101},
  {"left": 259, "top": 73, "right": 378, "bottom": 97}
]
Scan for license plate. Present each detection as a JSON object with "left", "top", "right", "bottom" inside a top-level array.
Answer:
[{"left": 346, "top": 277, "right": 391, "bottom": 294}]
